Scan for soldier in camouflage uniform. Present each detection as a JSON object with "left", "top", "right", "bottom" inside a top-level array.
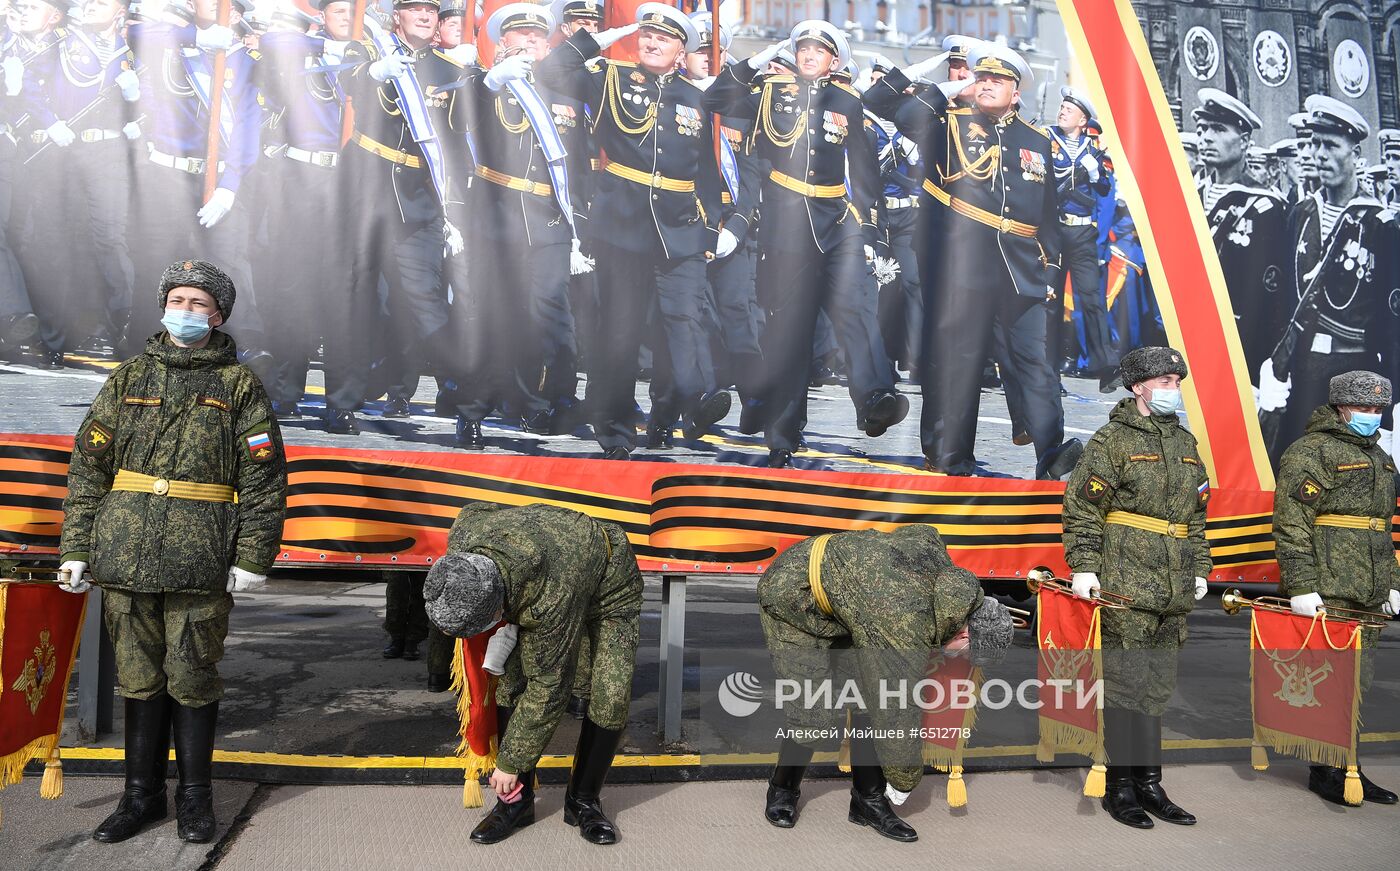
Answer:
[
  {"left": 423, "top": 502, "right": 643, "bottom": 846},
  {"left": 1062, "top": 346, "right": 1211, "bottom": 829},
  {"left": 757, "top": 524, "right": 1013, "bottom": 842},
  {"left": 1272, "top": 370, "right": 1400, "bottom": 806},
  {"left": 57, "top": 260, "right": 287, "bottom": 845}
]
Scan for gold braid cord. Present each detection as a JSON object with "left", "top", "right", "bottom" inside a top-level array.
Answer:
[
  {"left": 604, "top": 64, "right": 656, "bottom": 136},
  {"left": 759, "top": 82, "right": 806, "bottom": 149}
]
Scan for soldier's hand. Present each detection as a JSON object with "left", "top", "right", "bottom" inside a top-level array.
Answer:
[
  {"left": 483, "top": 55, "right": 533, "bottom": 91},
  {"left": 1257, "top": 360, "right": 1291, "bottom": 412},
  {"left": 713, "top": 228, "right": 739, "bottom": 260},
  {"left": 195, "top": 24, "right": 238, "bottom": 53},
  {"left": 3, "top": 56, "right": 24, "bottom": 97},
  {"left": 444, "top": 43, "right": 477, "bottom": 67},
  {"left": 1194, "top": 577, "right": 1208, "bottom": 601},
  {"left": 443, "top": 220, "right": 465, "bottom": 257},
  {"left": 368, "top": 52, "right": 416, "bottom": 83},
  {"left": 747, "top": 40, "right": 786, "bottom": 70},
  {"left": 934, "top": 75, "right": 976, "bottom": 101},
  {"left": 1078, "top": 153, "right": 1100, "bottom": 183},
  {"left": 489, "top": 768, "right": 520, "bottom": 798},
  {"left": 903, "top": 50, "right": 950, "bottom": 83},
  {"left": 1383, "top": 590, "right": 1400, "bottom": 618},
  {"left": 227, "top": 566, "right": 268, "bottom": 593},
  {"left": 593, "top": 22, "right": 640, "bottom": 51},
  {"left": 863, "top": 244, "right": 876, "bottom": 263},
  {"left": 115, "top": 68, "right": 141, "bottom": 101},
  {"left": 58, "top": 560, "right": 91, "bottom": 594},
  {"left": 1070, "top": 572, "right": 1100, "bottom": 599},
  {"left": 197, "top": 187, "right": 237, "bottom": 229},
  {"left": 482, "top": 623, "right": 519, "bottom": 675},
  {"left": 45, "top": 121, "right": 76, "bottom": 148},
  {"left": 1290, "top": 592, "right": 1323, "bottom": 618},
  {"left": 123, "top": 121, "right": 142, "bottom": 140}
]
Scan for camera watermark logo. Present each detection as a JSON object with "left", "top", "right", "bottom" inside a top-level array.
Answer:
[{"left": 717, "top": 671, "right": 764, "bottom": 718}]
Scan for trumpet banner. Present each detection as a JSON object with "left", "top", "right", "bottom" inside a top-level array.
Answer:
[
  {"left": 1249, "top": 608, "right": 1362, "bottom": 780},
  {"left": 919, "top": 651, "right": 980, "bottom": 808},
  {"left": 450, "top": 629, "right": 501, "bottom": 808},
  {"left": 1034, "top": 584, "right": 1105, "bottom": 794},
  {"left": 0, "top": 581, "right": 86, "bottom": 815}
]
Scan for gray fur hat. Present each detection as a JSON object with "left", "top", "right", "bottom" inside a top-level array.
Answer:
[
  {"left": 1119, "top": 345, "right": 1188, "bottom": 388},
  {"left": 424, "top": 552, "right": 505, "bottom": 638},
  {"left": 966, "top": 595, "right": 1014, "bottom": 667},
  {"left": 158, "top": 259, "right": 236, "bottom": 321},
  {"left": 1329, "top": 370, "right": 1392, "bottom": 407}
]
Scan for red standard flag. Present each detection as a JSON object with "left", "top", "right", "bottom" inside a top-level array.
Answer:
[
  {"left": 1034, "top": 582, "right": 1106, "bottom": 797},
  {"left": 451, "top": 629, "right": 502, "bottom": 808},
  {"left": 919, "top": 652, "right": 980, "bottom": 808},
  {"left": 0, "top": 580, "right": 86, "bottom": 824},
  {"left": 1249, "top": 608, "right": 1364, "bottom": 804},
  {"left": 602, "top": 0, "right": 647, "bottom": 63}
]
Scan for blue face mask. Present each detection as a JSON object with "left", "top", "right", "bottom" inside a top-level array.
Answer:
[
  {"left": 1345, "top": 411, "right": 1382, "bottom": 438},
  {"left": 1146, "top": 387, "right": 1182, "bottom": 416},
  {"left": 161, "top": 308, "right": 213, "bottom": 344}
]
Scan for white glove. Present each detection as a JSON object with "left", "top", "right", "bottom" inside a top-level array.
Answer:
[
  {"left": 481, "top": 623, "right": 519, "bottom": 675},
  {"left": 321, "top": 39, "right": 349, "bottom": 63},
  {"left": 1079, "top": 154, "right": 1100, "bottom": 183},
  {"left": 1290, "top": 592, "right": 1323, "bottom": 617},
  {"left": 592, "top": 22, "right": 639, "bottom": 51},
  {"left": 197, "top": 187, "right": 237, "bottom": 228},
  {"left": 122, "top": 121, "right": 141, "bottom": 140},
  {"left": 1383, "top": 589, "right": 1400, "bottom": 618},
  {"left": 884, "top": 783, "right": 911, "bottom": 806},
  {"left": 863, "top": 244, "right": 876, "bottom": 262},
  {"left": 1194, "top": 577, "right": 1208, "bottom": 601},
  {"left": 45, "top": 121, "right": 76, "bottom": 147},
  {"left": 227, "top": 566, "right": 267, "bottom": 592},
  {"left": 747, "top": 40, "right": 786, "bottom": 70},
  {"left": 444, "top": 43, "right": 477, "bottom": 66},
  {"left": 935, "top": 76, "right": 977, "bottom": 101},
  {"left": 1257, "top": 360, "right": 1291, "bottom": 412},
  {"left": 115, "top": 68, "right": 141, "bottom": 101},
  {"left": 368, "top": 52, "right": 415, "bottom": 82},
  {"left": 443, "top": 219, "right": 464, "bottom": 257},
  {"left": 483, "top": 54, "right": 532, "bottom": 91},
  {"left": 714, "top": 228, "right": 738, "bottom": 259},
  {"left": 3, "top": 56, "right": 24, "bottom": 96},
  {"left": 902, "top": 50, "right": 950, "bottom": 83},
  {"left": 58, "top": 560, "right": 90, "bottom": 594},
  {"left": 195, "top": 24, "right": 238, "bottom": 52},
  {"left": 1070, "top": 572, "right": 1100, "bottom": 599}
]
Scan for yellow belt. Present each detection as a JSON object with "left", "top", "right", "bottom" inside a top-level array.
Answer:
[
  {"left": 352, "top": 131, "right": 423, "bottom": 169},
  {"left": 808, "top": 534, "right": 835, "bottom": 616},
  {"left": 1105, "top": 510, "right": 1189, "bottom": 539},
  {"left": 476, "top": 165, "right": 552, "bottom": 197},
  {"left": 112, "top": 469, "right": 235, "bottom": 503},
  {"left": 604, "top": 161, "right": 696, "bottom": 192},
  {"left": 923, "top": 178, "right": 1039, "bottom": 238},
  {"left": 1315, "top": 514, "right": 1388, "bottom": 532},
  {"left": 769, "top": 170, "right": 846, "bottom": 198}
]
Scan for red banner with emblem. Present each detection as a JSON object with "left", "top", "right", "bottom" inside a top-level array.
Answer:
[
  {"left": 1034, "top": 582, "right": 1106, "bottom": 795},
  {"left": 450, "top": 628, "right": 502, "bottom": 808},
  {"left": 0, "top": 580, "right": 86, "bottom": 811},
  {"left": 919, "top": 652, "right": 980, "bottom": 808}
]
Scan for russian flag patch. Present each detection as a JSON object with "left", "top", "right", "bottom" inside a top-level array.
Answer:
[{"left": 244, "top": 431, "right": 275, "bottom": 463}]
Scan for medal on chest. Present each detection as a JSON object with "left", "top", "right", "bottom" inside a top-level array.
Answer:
[{"left": 822, "top": 110, "right": 848, "bottom": 144}]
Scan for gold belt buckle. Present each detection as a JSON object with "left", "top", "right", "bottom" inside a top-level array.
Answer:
[
  {"left": 652, "top": 171, "right": 664, "bottom": 188},
  {"left": 152, "top": 478, "right": 170, "bottom": 496},
  {"left": 1370, "top": 518, "right": 1384, "bottom": 531},
  {"left": 999, "top": 217, "right": 1013, "bottom": 233},
  {"left": 1166, "top": 522, "right": 1179, "bottom": 537}
]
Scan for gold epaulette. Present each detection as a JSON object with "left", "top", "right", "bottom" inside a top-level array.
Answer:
[
  {"left": 830, "top": 80, "right": 858, "bottom": 96},
  {"left": 948, "top": 106, "right": 973, "bottom": 115}
]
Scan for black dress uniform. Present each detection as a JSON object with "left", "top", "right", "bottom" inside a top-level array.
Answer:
[
  {"left": 705, "top": 56, "right": 905, "bottom": 464},
  {"left": 536, "top": 28, "right": 726, "bottom": 457},
  {"left": 706, "top": 109, "right": 764, "bottom": 407}
]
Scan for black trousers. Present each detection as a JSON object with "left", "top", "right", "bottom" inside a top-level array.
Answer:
[
  {"left": 0, "top": 137, "right": 32, "bottom": 322},
  {"left": 1048, "top": 222, "right": 1115, "bottom": 374},
  {"left": 877, "top": 204, "right": 923, "bottom": 370},
  {"left": 706, "top": 235, "right": 763, "bottom": 399},
  {"left": 757, "top": 234, "right": 894, "bottom": 453}
]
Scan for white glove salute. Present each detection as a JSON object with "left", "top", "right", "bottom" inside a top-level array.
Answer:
[
  {"left": 1383, "top": 589, "right": 1400, "bottom": 618},
  {"left": 747, "top": 40, "right": 786, "bottom": 70},
  {"left": 45, "top": 121, "right": 76, "bottom": 147},
  {"left": 1070, "top": 572, "right": 1100, "bottom": 599},
  {"left": 2, "top": 56, "right": 23, "bottom": 97},
  {"left": 483, "top": 54, "right": 532, "bottom": 91},
  {"left": 482, "top": 623, "right": 519, "bottom": 675},
  {"left": 368, "top": 51, "right": 416, "bottom": 83},
  {"left": 902, "top": 50, "right": 950, "bottom": 83},
  {"left": 443, "top": 219, "right": 464, "bottom": 257},
  {"left": 197, "top": 187, "right": 236, "bottom": 228},
  {"left": 1290, "top": 592, "right": 1323, "bottom": 617},
  {"left": 713, "top": 228, "right": 738, "bottom": 260},
  {"left": 1257, "top": 360, "right": 1291, "bottom": 412},
  {"left": 1194, "top": 577, "right": 1208, "bottom": 601},
  {"left": 59, "top": 560, "right": 91, "bottom": 594},
  {"left": 593, "top": 22, "right": 639, "bottom": 51},
  {"left": 115, "top": 68, "right": 141, "bottom": 101},
  {"left": 195, "top": 25, "right": 238, "bottom": 53},
  {"left": 935, "top": 76, "right": 977, "bottom": 101},
  {"left": 227, "top": 566, "right": 267, "bottom": 593},
  {"left": 444, "top": 43, "right": 477, "bottom": 67}
]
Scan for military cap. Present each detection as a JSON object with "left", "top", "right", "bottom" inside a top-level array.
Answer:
[
  {"left": 1246, "top": 144, "right": 1267, "bottom": 164},
  {"left": 268, "top": 4, "right": 316, "bottom": 31},
  {"left": 1329, "top": 370, "right": 1391, "bottom": 407},
  {"left": 1270, "top": 137, "right": 1298, "bottom": 157},
  {"left": 690, "top": 11, "right": 731, "bottom": 51},
  {"left": 1060, "top": 85, "right": 1096, "bottom": 121},
  {"left": 159, "top": 259, "right": 236, "bottom": 321},
  {"left": 789, "top": 19, "right": 850, "bottom": 70},
  {"left": 311, "top": 0, "right": 354, "bottom": 8},
  {"left": 1119, "top": 345, "right": 1188, "bottom": 387},
  {"left": 771, "top": 46, "right": 798, "bottom": 73},
  {"left": 229, "top": 0, "right": 253, "bottom": 13},
  {"left": 869, "top": 53, "right": 895, "bottom": 74},
  {"left": 558, "top": 0, "right": 602, "bottom": 20},
  {"left": 1179, "top": 130, "right": 1200, "bottom": 151},
  {"left": 487, "top": 1, "right": 552, "bottom": 40},
  {"left": 1380, "top": 129, "right": 1400, "bottom": 155},
  {"left": 33, "top": 0, "right": 71, "bottom": 11},
  {"left": 129, "top": 0, "right": 193, "bottom": 24},
  {"left": 636, "top": 2, "right": 699, "bottom": 52},
  {"left": 1363, "top": 163, "right": 1388, "bottom": 180},
  {"left": 1192, "top": 88, "right": 1260, "bottom": 132},
  {"left": 438, "top": 0, "right": 466, "bottom": 18},
  {"left": 393, "top": 0, "right": 441, "bottom": 8},
  {"left": 424, "top": 552, "right": 505, "bottom": 638},
  {"left": 968, "top": 42, "right": 1030, "bottom": 85},
  {"left": 941, "top": 34, "right": 978, "bottom": 61},
  {"left": 1302, "top": 94, "right": 1368, "bottom": 142},
  {"left": 1086, "top": 117, "right": 1103, "bottom": 137},
  {"left": 965, "top": 593, "right": 1014, "bottom": 668}
]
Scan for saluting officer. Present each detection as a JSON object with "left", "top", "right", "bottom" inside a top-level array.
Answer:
[
  {"left": 1273, "top": 370, "right": 1400, "bottom": 806},
  {"left": 705, "top": 20, "right": 906, "bottom": 469},
  {"left": 57, "top": 260, "right": 287, "bottom": 845},
  {"left": 536, "top": 3, "right": 729, "bottom": 459},
  {"left": 1062, "top": 346, "right": 1210, "bottom": 829}
]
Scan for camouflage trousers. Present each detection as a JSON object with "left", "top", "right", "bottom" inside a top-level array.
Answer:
[
  {"left": 1324, "top": 596, "right": 1381, "bottom": 694},
  {"left": 1100, "top": 607, "right": 1187, "bottom": 717},
  {"left": 498, "top": 612, "right": 640, "bottom": 735},
  {"left": 103, "top": 588, "right": 233, "bottom": 708}
]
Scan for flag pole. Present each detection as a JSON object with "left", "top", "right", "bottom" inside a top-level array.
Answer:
[{"left": 203, "top": 0, "right": 232, "bottom": 203}]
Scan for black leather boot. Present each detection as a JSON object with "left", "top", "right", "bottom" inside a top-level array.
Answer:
[
  {"left": 382, "top": 636, "right": 405, "bottom": 659},
  {"left": 564, "top": 718, "right": 625, "bottom": 845},
  {"left": 1308, "top": 765, "right": 1349, "bottom": 805},
  {"left": 1101, "top": 707, "right": 1152, "bottom": 829},
  {"left": 1359, "top": 769, "right": 1399, "bottom": 804},
  {"left": 764, "top": 739, "right": 812, "bottom": 828},
  {"left": 471, "top": 706, "right": 536, "bottom": 845},
  {"left": 94, "top": 695, "right": 173, "bottom": 843},
  {"left": 1132, "top": 714, "right": 1195, "bottom": 825},
  {"left": 173, "top": 701, "right": 219, "bottom": 843},
  {"left": 848, "top": 764, "right": 917, "bottom": 842}
]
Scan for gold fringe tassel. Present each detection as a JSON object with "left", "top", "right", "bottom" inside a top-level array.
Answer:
[
  {"left": 946, "top": 766, "right": 967, "bottom": 808},
  {"left": 451, "top": 640, "right": 498, "bottom": 809},
  {"left": 837, "top": 709, "right": 852, "bottom": 773},
  {"left": 1344, "top": 766, "right": 1363, "bottom": 806},
  {"left": 1083, "top": 763, "right": 1106, "bottom": 798},
  {"left": 39, "top": 746, "right": 62, "bottom": 800},
  {"left": 1251, "top": 742, "right": 1269, "bottom": 771},
  {"left": 1036, "top": 739, "right": 1055, "bottom": 763}
]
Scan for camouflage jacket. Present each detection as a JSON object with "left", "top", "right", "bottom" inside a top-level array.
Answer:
[
  {"left": 1273, "top": 405, "right": 1400, "bottom": 607},
  {"left": 1063, "top": 399, "right": 1212, "bottom": 616},
  {"left": 446, "top": 502, "right": 643, "bottom": 775},
  {"left": 60, "top": 331, "right": 287, "bottom": 594}
]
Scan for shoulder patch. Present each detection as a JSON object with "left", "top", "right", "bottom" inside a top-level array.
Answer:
[
  {"left": 198, "top": 395, "right": 231, "bottom": 412},
  {"left": 122, "top": 396, "right": 162, "bottom": 406},
  {"left": 243, "top": 429, "right": 276, "bottom": 464},
  {"left": 1198, "top": 479, "right": 1210, "bottom": 506},
  {"left": 1082, "top": 474, "right": 1110, "bottom": 503},
  {"left": 78, "top": 420, "right": 114, "bottom": 458},
  {"left": 1296, "top": 477, "right": 1323, "bottom": 504}
]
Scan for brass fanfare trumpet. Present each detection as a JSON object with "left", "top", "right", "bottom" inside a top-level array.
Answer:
[
  {"left": 1221, "top": 588, "right": 1390, "bottom": 629},
  {"left": 1026, "top": 567, "right": 1133, "bottom": 609}
]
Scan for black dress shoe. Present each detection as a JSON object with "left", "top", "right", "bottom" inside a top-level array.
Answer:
[
  {"left": 602, "top": 446, "right": 631, "bottom": 461},
  {"left": 522, "top": 408, "right": 554, "bottom": 434},
  {"left": 271, "top": 400, "right": 303, "bottom": 420},
  {"left": 848, "top": 767, "right": 917, "bottom": 843},
  {"left": 0, "top": 312, "right": 38, "bottom": 343},
  {"left": 566, "top": 695, "right": 590, "bottom": 720},
  {"left": 1037, "top": 438, "right": 1084, "bottom": 480},
  {"left": 861, "top": 390, "right": 910, "bottom": 437},
  {"left": 1011, "top": 430, "right": 1033, "bottom": 446},
  {"left": 470, "top": 780, "right": 536, "bottom": 845},
  {"left": 809, "top": 364, "right": 840, "bottom": 387},
  {"left": 1308, "top": 765, "right": 1351, "bottom": 805},
  {"left": 683, "top": 390, "right": 732, "bottom": 439},
  {"left": 327, "top": 410, "right": 360, "bottom": 435},
  {"left": 382, "top": 637, "right": 405, "bottom": 659},
  {"left": 455, "top": 419, "right": 485, "bottom": 449},
  {"left": 1098, "top": 371, "right": 1123, "bottom": 394},
  {"left": 1101, "top": 775, "right": 1154, "bottom": 829},
  {"left": 767, "top": 449, "right": 793, "bottom": 469},
  {"left": 402, "top": 641, "right": 421, "bottom": 661},
  {"left": 1360, "top": 769, "right": 1399, "bottom": 804},
  {"left": 46, "top": 349, "right": 65, "bottom": 370},
  {"left": 382, "top": 396, "right": 411, "bottom": 418},
  {"left": 1132, "top": 767, "right": 1196, "bottom": 825},
  {"left": 646, "top": 421, "right": 674, "bottom": 448},
  {"left": 427, "top": 672, "right": 451, "bottom": 693}
]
